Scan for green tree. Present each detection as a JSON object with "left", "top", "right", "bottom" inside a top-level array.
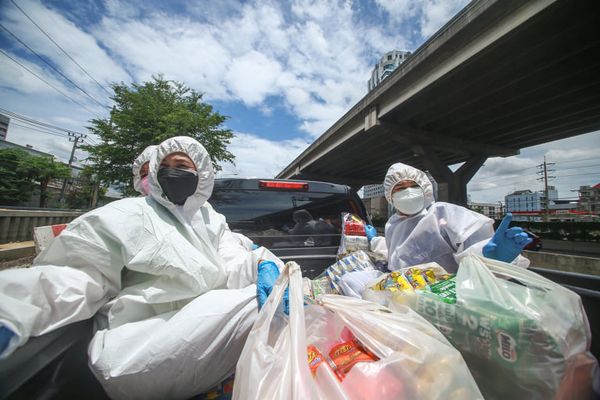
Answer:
[
  {"left": 83, "top": 75, "right": 235, "bottom": 195},
  {"left": 21, "top": 156, "right": 71, "bottom": 208},
  {"left": 0, "top": 148, "right": 34, "bottom": 205},
  {"left": 66, "top": 166, "right": 107, "bottom": 209}
]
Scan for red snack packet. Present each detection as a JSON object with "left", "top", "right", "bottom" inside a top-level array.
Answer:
[
  {"left": 328, "top": 338, "right": 379, "bottom": 381},
  {"left": 307, "top": 345, "right": 326, "bottom": 376}
]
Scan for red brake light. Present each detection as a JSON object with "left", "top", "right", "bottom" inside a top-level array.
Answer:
[{"left": 259, "top": 180, "right": 309, "bottom": 190}]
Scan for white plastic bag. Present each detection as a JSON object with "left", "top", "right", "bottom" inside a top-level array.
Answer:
[{"left": 233, "top": 262, "right": 482, "bottom": 400}]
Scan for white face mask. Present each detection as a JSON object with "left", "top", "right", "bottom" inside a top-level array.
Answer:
[{"left": 392, "top": 187, "right": 425, "bottom": 216}]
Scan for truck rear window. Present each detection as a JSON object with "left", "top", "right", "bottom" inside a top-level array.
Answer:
[{"left": 210, "top": 190, "right": 361, "bottom": 248}]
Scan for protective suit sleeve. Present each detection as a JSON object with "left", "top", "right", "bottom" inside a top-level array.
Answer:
[
  {"left": 0, "top": 204, "right": 138, "bottom": 358},
  {"left": 218, "top": 227, "right": 257, "bottom": 289}
]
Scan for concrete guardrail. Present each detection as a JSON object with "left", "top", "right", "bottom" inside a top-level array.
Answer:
[
  {"left": 523, "top": 250, "right": 600, "bottom": 276},
  {"left": 541, "top": 239, "right": 600, "bottom": 257},
  {"left": 0, "top": 209, "right": 84, "bottom": 244}
]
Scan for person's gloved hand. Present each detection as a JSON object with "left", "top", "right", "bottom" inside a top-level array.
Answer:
[
  {"left": 365, "top": 224, "right": 377, "bottom": 242},
  {"left": 483, "top": 213, "right": 532, "bottom": 263},
  {"left": 257, "top": 260, "right": 289, "bottom": 314},
  {"left": 251, "top": 243, "right": 259, "bottom": 250},
  {"left": 0, "top": 325, "right": 15, "bottom": 356}
]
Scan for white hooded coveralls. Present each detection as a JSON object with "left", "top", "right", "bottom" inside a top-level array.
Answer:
[
  {"left": 0, "top": 136, "right": 278, "bottom": 399},
  {"left": 131, "top": 144, "right": 157, "bottom": 194},
  {"left": 382, "top": 162, "right": 528, "bottom": 273}
]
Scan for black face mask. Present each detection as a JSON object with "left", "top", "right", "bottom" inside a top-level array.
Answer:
[{"left": 157, "top": 167, "right": 199, "bottom": 205}]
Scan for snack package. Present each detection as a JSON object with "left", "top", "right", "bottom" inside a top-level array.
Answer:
[
  {"left": 325, "top": 251, "right": 376, "bottom": 294},
  {"left": 308, "top": 328, "right": 379, "bottom": 382},
  {"left": 338, "top": 213, "right": 370, "bottom": 258},
  {"left": 365, "top": 263, "right": 450, "bottom": 310},
  {"left": 312, "top": 275, "right": 339, "bottom": 298}
]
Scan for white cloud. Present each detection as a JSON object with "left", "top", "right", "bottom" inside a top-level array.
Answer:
[
  {"left": 419, "top": 0, "right": 467, "bottom": 38},
  {"left": 374, "top": 0, "right": 417, "bottom": 21},
  {"left": 225, "top": 51, "right": 282, "bottom": 106},
  {"left": 2, "top": 0, "right": 130, "bottom": 98},
  {"left": 216, "top": 132, "right": 310, "bottom": 179},
  {"left": 374, "top": 0, "right": 469, "bottom": 40},
  {"left": 87, "top": 0, "right": 409, "bottom": 137}
]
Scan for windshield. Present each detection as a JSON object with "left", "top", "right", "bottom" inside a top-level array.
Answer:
[{"left": 210, "top": 189, "right": 363, "bottom": 248}]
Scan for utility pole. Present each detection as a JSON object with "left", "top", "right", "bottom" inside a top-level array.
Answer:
[
  {"left": 59, "top": 131, "right": 87, "bottom": 203},
  {"left": 536, "top": 156, "right": 555, "bottom": 222}
]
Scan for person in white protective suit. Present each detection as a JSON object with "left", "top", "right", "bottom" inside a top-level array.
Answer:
[
  {"left": 0, "top": 136, "right": 282, "bottom": 399},
  {"left": 132, "top": 144, "right": 157, "bottom": 196},
  {"left": 376, "top": 162, "right": 530, "bottom": 273},
  {"left": 132, "top": 144, "right": 252, "bottom": 251}
]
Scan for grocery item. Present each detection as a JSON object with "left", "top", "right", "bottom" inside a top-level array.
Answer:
[
  {"left": 233, "top": 261, "right": 483, "bottom": 400},
  {"left": 312, "top": 275, "right": 338, "bottom": 298},
  {"left": 403, "top": 267, "right": 428, "bottom": 290},
  {"left": 338, "top": 270, "right": 383, "bottom": 298},
  {"left": 341, "top": 235, "right": 369, "bottom": 253},
  {"left": 425, "top": 276, "right": 457, "bottom": 304},
  {"left": 324, "top": 250, "right": 376, "bottom": 294},
  {"left": 338, "top": 213, "right": 370, "bottom": 258},
  {"left": 307, "top": 328, "right": 379, "bottom": 382},
  {"left": 374, "top": 271, "right": 413, "bottom": 292},
  {"left": 307, "top": 345, "right": 326, "bottom": 376}
]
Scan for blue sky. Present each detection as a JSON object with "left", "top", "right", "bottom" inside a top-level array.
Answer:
[{"left": 1, "top": 0, "right": 598, "bottom": 202}]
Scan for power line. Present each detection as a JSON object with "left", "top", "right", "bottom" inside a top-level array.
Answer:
[
  {"left": 10, "top": 121, "right": 71, "bottom": 138},
  {"left": 473, "top": 162, "right": 600, "bottom": 185},
  {"left": 0, "top": 49, "right": 99, "bottom": 116},
  {"left": 9, "top": 0, "right": 113, "bottom": 97},
  {"left": 469, "top": 172, "right": 599, "bottom": 192},
  {"left": 0, "top": 107, "right": 87, "bottom": 136},
  {"left": 555, "top": 172, "right": 599, "bottom": 178},
  {"left": 0, "top": 22, "right": 109, "bottom": 109},
  {"left": 558, "top": 163, "right": 600, "bottom": 172},
  {"left": 553, "top": 157, "right": 599, "bottom": 165}
]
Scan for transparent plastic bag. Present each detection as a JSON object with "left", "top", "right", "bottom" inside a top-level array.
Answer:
[
  {"left": 338, "top": 213, "right": 369, "bottom": 258},
  {"left": 377, "top": 255, "right": 598, "bottom": 400},
  {"left": 233, "top": 262, "right": 483, "bottom": 400}
]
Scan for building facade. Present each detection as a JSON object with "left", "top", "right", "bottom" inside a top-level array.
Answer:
[
  {"left": 368, "top": 50, "right": 411, "bottom": 91},
  {"left": 362, "top": 184, "right": 385, "bottom": 199},
  {"left": 0, "top": 139, "right": 53, "bottom": 158},
  {"left": 578, "top": 183, "right": 600, "bottom": 214},
  {"left": 0, "top": 114, "right": 9, "bottom": 141},
  {"left": 468, "top": 202, "right": 503, "bottom": 220},
  {"left": 505, "top": 187, "right": 558, "bottom": 221}
]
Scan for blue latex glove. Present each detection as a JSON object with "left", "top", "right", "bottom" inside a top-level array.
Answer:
[
  {"left": 0, "top": 325, "right": 15, "bottom": 356},
  {"left": 257, "top": 260, "right": 289, "bottom": 314},
  {"left": 365, "top": 224, "right": 377, "bottom": 242},
  {"left": 251, "top": 243, "right": 259, "bottom": 250},
  {"left": 483, "top": 213, "right": 533, "bottom": 263}
]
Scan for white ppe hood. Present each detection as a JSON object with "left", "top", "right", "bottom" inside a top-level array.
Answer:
[
  {"left": 148, "top": 136, "right": 214, "bottom": 213},
  {"left": 132, "top": 145, "right": 157, "bottom": 194},
  {"left": 383, "top": 162, "right": 435, "bottom": 210}
]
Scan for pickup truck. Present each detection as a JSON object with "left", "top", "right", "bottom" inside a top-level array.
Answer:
[{"left": 0, "top": 178, "right": 598, "bottom": 399}]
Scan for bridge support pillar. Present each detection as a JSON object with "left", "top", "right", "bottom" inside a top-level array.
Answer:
[{"left": 412, "top": 145, "right": 486, "bottom": 206}]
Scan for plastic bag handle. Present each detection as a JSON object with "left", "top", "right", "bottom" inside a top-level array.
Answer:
[{"left": 253, "top": 262, "right": 307, "bottom": 345}]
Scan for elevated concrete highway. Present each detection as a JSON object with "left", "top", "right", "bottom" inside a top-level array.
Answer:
[{"left": 277, "top": 0, "right": 600, "bottom": 204}]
